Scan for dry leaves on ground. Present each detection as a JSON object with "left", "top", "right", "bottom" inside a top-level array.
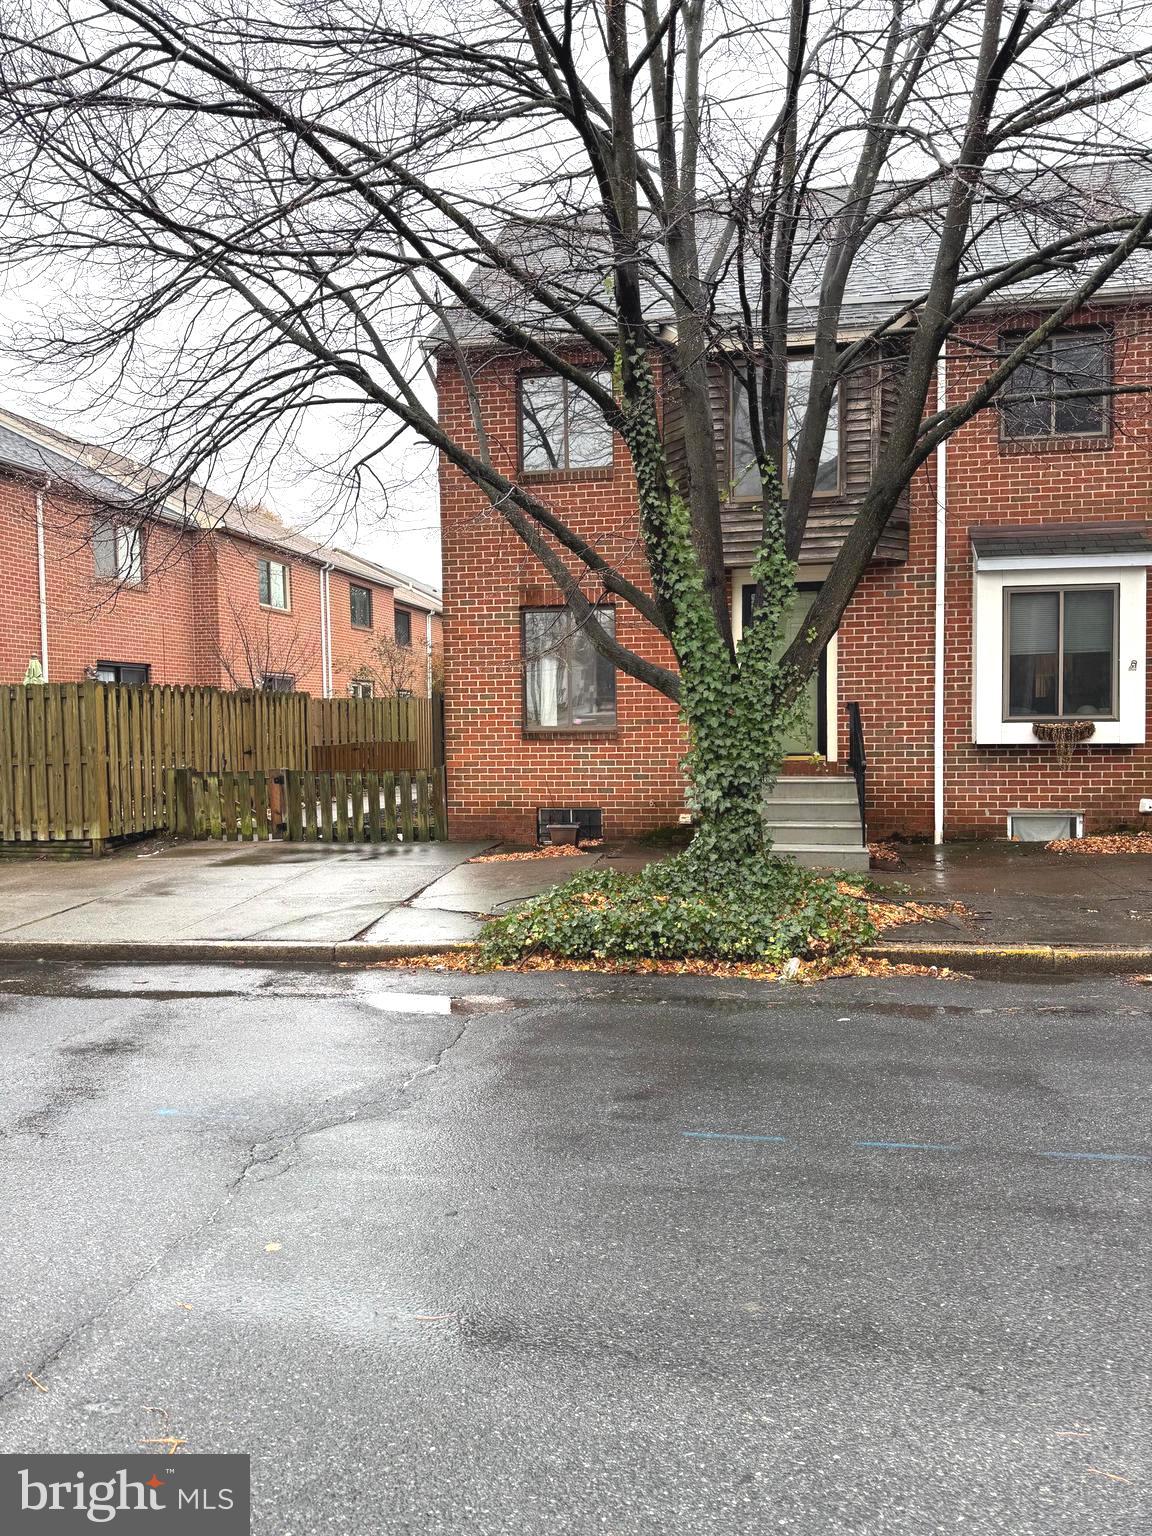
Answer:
[
  {"left": 366, "top": 950, "right": 956, "bottom": 982},
  {"left": 868, "top": 841, "right": 905, "bottom": 870},
  {"left": 468, "top": 841, "right": 604, "bottom": 863},
  {"left": 1048, "top": 832, "right": 1152, "bottom": 855}
]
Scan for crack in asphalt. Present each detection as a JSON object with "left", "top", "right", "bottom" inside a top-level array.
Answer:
[{"left": 0, "top": 1015, "right": 471, "bottom": 1415}]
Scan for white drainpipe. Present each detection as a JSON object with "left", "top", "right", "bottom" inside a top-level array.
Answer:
[
  {"left": 319, "top": 563, "right": 334, "bottom": 696},
  {"left": 933, "top": 355, "right": 947, "bottom": 845},
  {"left": 35, "top": 482, "right": 50, "bottom": 680}
]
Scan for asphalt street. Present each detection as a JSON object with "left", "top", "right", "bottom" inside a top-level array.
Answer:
[{"left": 0, "top": 961, "right": 1147, "bottom": 1533}]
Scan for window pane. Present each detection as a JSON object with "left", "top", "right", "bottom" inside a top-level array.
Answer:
[
  {"left": 270, "top": 564, "right": 288, "bottom": 608},
  {"left": 350, "top": 585, "right": 372, "bottom": 626},
  {"left": 394, "top": 608, "right": 412, "bottom": 646},
  {"left": 1007, "top": 590, "right": 1059, "bottom": 716},
  {"left": 521, "top": 375, "right": 565, "bottom": 470},
  {"left": 568, "top": 609, "right": 616, "bottom": 726},
  {"left": 1001, "top": 350, "right": 1053, "bottom": 439},
  {"left": 1063, "top": 589, "right": 1114, "bottom": 716},
  {"left": 524, "top": 609, "right": 566, "bottom": 727},
  {"left": 1051, "top": 333, "right": 1108, "bottom": 435},
  {"left": 787, "top": 357, "right": 840, "bottom": 493},
  {"left": 117, "top": 527, "right": 142, "bottom": 585},
  {"left": 566, "top": 377, "right": 613, "bottom": 468},
  {"left": 730, "top": 382, "right": 761, "bottom": 498},
  {"left": 258, "top": 561, "right": 271, "bottom": 606},
  {"left": 93, "top": 522, "right": 117, "bottom": 580}
]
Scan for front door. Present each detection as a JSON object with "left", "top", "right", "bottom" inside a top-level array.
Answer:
[{"left": 741, "top": 582, "right": 827, "bottom": 756}]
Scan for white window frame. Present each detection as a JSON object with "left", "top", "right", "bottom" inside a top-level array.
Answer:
[
  {"left": 259, "top": 559, "right": 291, "bottom": 611},
  {"left": 972, "top": 558, "right": 1147, "bottom": 746},
  {"left": 350, "top": 678, "right": 374, "bottom": 699}
]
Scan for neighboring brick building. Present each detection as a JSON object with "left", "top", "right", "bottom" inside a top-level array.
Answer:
[
  {"left": 0, "top": 410, "right": 441, "bottom": 696},
  {"left": 438, "top": 295, "right": 1152, "bottom": 845}
]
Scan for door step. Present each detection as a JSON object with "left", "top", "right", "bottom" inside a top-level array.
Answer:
[{"left": 773, "top": 843, "right": 871, "bottom": 873}]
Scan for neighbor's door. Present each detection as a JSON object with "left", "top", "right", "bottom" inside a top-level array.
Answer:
[{"left": 741, "top": 582, "right": 827, "bottom": 757}]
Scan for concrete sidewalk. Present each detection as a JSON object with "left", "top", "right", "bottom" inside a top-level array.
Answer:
[
  {"left": 0, "top": 841, "right": 496, "bottom": 947},
  {"left": 3, "top": 836, "right": 1152, "bottom": 969},
  {"left": 875, "top": 841, "right": 1152, "bottom": 948}
]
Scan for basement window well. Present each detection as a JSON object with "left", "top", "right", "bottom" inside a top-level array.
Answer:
[{"left": 1007, "top": 812, "right": 1084, "bottom": 842}]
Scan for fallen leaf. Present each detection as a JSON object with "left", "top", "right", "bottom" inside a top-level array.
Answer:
[{"left": 264, "top": 1242, "right": 282, "bottom": 1253}]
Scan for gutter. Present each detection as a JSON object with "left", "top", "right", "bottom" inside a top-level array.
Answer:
[
  {"left": 35, "top": 478, "right": 51, "bottom": 680},
  {"left": 319, "top": 561, "right": 334, "bottom": 697},
  {"left": 933, "top": 355, "right": 947, "bottom": 845}
]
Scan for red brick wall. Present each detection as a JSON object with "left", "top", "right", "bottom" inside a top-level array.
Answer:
[
  {"left": 439, "top": 353, "right": 686, "bottom": 842},
  {"left": 441, "top": 309, "right": 1152, "bottom": 844}
]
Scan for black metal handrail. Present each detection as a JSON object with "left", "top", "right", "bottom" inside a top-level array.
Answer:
[{"left": 846, "top": 701, "right": 867, "bottom": 837}]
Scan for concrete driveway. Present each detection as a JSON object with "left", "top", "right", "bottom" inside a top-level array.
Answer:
[{"left": 0, "top": 962, "right": 1146, "bottom": 1532}]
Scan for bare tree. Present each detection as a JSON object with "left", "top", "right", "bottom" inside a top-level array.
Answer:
[
  {"left": 217, "top": 593, "right": 317, "bottom": 691},
  {"left": 2, "top": 0, "right": 1152, "bottom": 866},
  {"left": 349, "top": 630, "right": 440, "bottom": 698}
]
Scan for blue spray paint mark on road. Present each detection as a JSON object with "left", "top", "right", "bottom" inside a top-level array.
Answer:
[
  {"left": 1041, "top": 1150, "right": 1152, "bottom": 1163},
  {"left": 853, "top": 1140, "right": 961, "bottom": 1152},
  {"left": 682, "top": 1131, "right": 788, "bottom": 1144}
]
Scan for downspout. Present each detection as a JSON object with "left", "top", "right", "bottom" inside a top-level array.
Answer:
[
  {"left": 35, "top": 478, "right": 51, "bottom": 680},
  {"left": 933, "top": 355, "right": 947, "bottom": 846},
  {"left": 319, "top": 562, "right": 334, "bottom": 697}
]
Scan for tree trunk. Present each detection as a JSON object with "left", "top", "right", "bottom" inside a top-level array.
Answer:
[{"left": 620, "top": 353, "right": 802, "bottom": 873}]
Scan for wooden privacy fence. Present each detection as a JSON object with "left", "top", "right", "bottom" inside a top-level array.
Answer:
[
  {"left": 0, "top": 682, "right": 443, "bottom": 848},
  {"left": 175, "top": 768, "right": 447, "bottom": 844}
]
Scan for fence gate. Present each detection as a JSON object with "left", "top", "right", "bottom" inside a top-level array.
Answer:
[{"left": 175, "top": 768, "right": 447, "bottom": 843}]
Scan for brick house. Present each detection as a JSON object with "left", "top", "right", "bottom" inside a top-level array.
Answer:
[
  {"left": 438, "top": 275, "right": 1152, "bottom": 847},
  {"left": 0, "top": 409, "right": 441, "bottom": 696}
]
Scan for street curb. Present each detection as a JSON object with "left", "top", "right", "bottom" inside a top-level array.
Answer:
[
  {"left": 865, "top": 941, "right": 1152, "bottom": 976},
  {"left": 0, "top": 937, "right": 1148, "bottom": 977},
  {"left": 0, "top": 939, "right": 479, "bottom": 965}
]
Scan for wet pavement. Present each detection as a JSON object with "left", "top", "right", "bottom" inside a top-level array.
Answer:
[
  {"left": 0, "top": 961, "right": 1147, "bottom": 1531},
  {"left": 0, "top": 841, "right": 494, "bottom": 946},
  {"left": 877, "top": 841, "right": 1152, "bottom": 947}
]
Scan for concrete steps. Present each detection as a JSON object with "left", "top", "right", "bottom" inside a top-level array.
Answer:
[{"left": 763, "top": 774, "right": 869, "bottom": 872}]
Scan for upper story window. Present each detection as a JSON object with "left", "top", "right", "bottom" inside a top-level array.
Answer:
[
  {"left": 350, "top": 583, "right": 373, "bottom": 628},
  {"left": 258, "top": 558, "right": 290, "bottom": 611},
  {"left": 999, "top": 328, "right": 1111, "bottom": 441},
  {"left": 260, "top": 671, "right": 295, "bottom": 693},
  {"left": 523, "top": 606, "right": 616, "bottom": 730},
  {"left": 520, "top": 371, "right": 613, "bottom": 472},
  {"left": 93, "top": 521, "right": 143, "bottom": 586},
  {"left": 350, "top": 678, "right": 374, "bottom": 699},
  {"left": 1005, "top": 585, "right": 1117, "bottom": 720},
  {"left": 731, "top": 358, "right": 840, "bottom": 500},
  {"left": 394, "top": 608, "right": 412, "bottom": 646}
]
